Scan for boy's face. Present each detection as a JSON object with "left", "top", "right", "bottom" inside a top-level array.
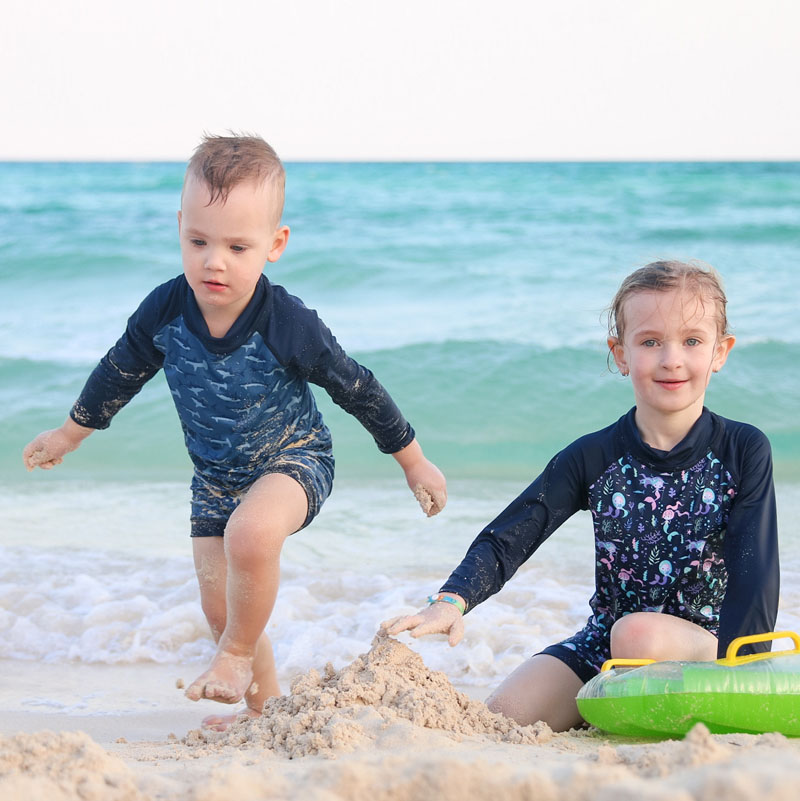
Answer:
[{"left": 178, "top": 175, "right": 289, "bottom": 329}]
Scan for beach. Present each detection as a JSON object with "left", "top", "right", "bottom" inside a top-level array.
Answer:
[
  {"left": 4, "top": 635, "right": 800, "bottom": 801},
  {"left": 2, "top": 161, "right": 799, "bottom": 799}
]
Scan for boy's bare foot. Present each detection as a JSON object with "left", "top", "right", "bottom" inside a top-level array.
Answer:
[
  {"left": 201, "top": 707, "right": 260, "bottom": 732},
  {"left": 185, "top": 650, "right": 254, "bottom": 704}
]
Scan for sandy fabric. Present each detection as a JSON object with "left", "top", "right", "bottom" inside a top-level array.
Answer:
[{"left": 2, "top": 639, "right": 800, "bottom": 801}]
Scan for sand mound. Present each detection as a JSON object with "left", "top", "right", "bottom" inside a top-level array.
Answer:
[
  {"left": 186, "top": 633, "right": 552, "bottom": 757},
  {"left": 0, "top": 730, "right": 143, "bottom": 801}
]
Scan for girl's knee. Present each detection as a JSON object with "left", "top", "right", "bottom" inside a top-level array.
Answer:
[{"left": 610, "top": 612, "right": 663, "bottom": 660}]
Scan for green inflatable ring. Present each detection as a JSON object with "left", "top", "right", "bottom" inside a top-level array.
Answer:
[{"left": 576, "top": 630, "right": 800, "bottom": 738}]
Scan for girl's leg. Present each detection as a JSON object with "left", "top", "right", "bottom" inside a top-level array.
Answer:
[
  {"left": 185, "top": 472, "right": 308, "bottom": 707},
  {"left": 610, "top": 611, "right": 718, "bottom": 661},
  {"left": 485, "top": 654, "right": 585, "bottom": 731}
]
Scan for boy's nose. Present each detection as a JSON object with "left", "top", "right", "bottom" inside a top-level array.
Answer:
[{"left": 204, "top": 248, "right": 226, "bottom": 270}]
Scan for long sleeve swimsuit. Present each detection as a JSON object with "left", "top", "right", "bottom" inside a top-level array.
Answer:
[
  {"left": 70, "top": 274, "right": 415, "bottom": 532},
  {"left": 440, "top": 408, "right": 779, "bottom": 682}
]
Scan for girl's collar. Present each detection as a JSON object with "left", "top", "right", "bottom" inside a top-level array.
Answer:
[{"left": 621, "top": 406, "right": 716, "bottom": 471}]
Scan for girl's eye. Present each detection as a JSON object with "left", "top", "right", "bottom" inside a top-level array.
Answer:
[
  {"left": 686, "top": 338, "right": 700, "bottom": 346},
  {"left": 642, "top": 339, "right": 658, "bottom": 347}
]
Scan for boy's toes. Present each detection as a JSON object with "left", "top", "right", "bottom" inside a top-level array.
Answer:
[
  {"left": 201, "top": 708, "right": 260, "bottom": 732},
  {"left": 184, "top": 677, "right": 207, "bottom": 702},
  {"left": 202, "top": 679, "right": 242, "bottom": 704}
]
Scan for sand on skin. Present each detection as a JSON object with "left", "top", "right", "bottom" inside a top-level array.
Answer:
[{"left": 2, "top": 635, "right": 800, "bottom": 801}]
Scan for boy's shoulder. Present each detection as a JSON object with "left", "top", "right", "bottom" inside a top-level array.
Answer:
[{"left": 128, "top": 275, "right": 189, "bottom": 333}]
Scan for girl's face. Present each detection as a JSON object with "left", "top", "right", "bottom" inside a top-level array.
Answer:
[{"left": 608, "top": 288, "right": 735, "bottom": 428}]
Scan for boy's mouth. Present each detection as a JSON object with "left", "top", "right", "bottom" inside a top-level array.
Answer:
[{"left": 203, "top": 280, "right": 227, "bottom": 292}]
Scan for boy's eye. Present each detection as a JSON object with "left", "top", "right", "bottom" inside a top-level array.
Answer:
[
  {"left": 230, "top": 245, "right": 246, "bottom": 253},
  {"left": 190, "top": 238, "right": 206, "bottom": 247}
]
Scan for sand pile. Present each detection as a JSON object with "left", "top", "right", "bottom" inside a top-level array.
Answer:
[
  {"left": 0, "top": 730, "right": 143, "bottom": 801},
  {"left": 186, "top": 633, "right": 552, "bottom": 757}
]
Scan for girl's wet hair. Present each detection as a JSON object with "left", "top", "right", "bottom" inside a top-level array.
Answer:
[{"left": 608, "top": 260, "right": 730, "bottom": 345}]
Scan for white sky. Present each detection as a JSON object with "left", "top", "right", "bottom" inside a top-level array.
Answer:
[{"left": 2, "top": 0, "right": 798, "bottom": 160}]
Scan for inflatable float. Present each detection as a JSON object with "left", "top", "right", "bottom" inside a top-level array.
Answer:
[{"left": 576, "top": 631, "right": 800, "bottom": 737}]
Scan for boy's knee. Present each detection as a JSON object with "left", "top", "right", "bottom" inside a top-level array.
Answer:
[
  {"left": 610, "top": 612, "right": 663, "bottom": 660},
  {"left": 224, "top": 517, "right": 286, "bottom": 564}
]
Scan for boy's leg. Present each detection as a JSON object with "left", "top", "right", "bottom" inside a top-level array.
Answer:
[
  {"left": 185, "top": 472, "right": 308, "bottom": 706},
  {"left": 191, "top": 536, "right": 280, "bottom": 727},
  {"left": 610, "top": 611, "right": 718, "bottom": 662},
  {"left": 485, "top": 654, "right": 585, "bottom": 731}
]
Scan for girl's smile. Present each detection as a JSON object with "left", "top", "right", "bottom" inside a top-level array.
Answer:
[{"left": 609, "top": 287, "right": 735, "bottom": 448}]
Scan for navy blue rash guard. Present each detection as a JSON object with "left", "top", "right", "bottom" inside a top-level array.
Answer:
[
  {"left": 70, "top": 275, "right": 415, "bottom": 488},
  {"left": 440, "top": 408, "right": 779, "bottom": 681}
]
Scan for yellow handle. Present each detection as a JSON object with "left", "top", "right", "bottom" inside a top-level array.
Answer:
[
  {"left": 600, "top": 658, "right": 656, "bottom": 673},
  {"left": 719, "top": 630, "right": 800, "bottom": 666}
]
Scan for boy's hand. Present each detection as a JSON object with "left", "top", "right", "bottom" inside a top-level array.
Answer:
[
  {"left": 382, "top": 598, "right": 465, "bottom": 647},
  {"left": 22, "top": 418, "right": 93, "bottom": 471},
  {"left": 392, "top": 439, "right": 447, "bottom": 516}
]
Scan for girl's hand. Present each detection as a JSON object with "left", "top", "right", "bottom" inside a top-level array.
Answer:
[
  {"left": 382, "top": 599, "right": 465, "bottom": 647},
  {"left": 392, "top": 439, "right": 448, "bottom": 516},
  {"left": 22, "top": 419, "right": 93, "bottom": 471}
]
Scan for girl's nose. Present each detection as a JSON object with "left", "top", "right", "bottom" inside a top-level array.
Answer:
[{"left": 660, "top": 343, "right": 683, "bottom": 369}]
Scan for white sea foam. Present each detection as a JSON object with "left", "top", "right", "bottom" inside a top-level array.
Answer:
[{"left": 1, "top": 481, "right": 798, "bottom": 688}]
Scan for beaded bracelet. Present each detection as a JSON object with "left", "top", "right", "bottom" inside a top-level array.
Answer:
[{"left": 427, "top": 593, "right": 466, "bottom": 615}]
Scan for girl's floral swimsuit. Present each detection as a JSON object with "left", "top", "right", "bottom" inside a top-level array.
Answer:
[{"left": 440, "top": 408, "right": 779, "bottom": 682}]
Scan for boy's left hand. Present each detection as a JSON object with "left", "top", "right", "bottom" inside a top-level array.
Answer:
[
  {"left": 392, "top": 439, "right": 447, "bottom": 517},
  {"left": 406, "top": 459, "right": 447, "bottom": 517}
]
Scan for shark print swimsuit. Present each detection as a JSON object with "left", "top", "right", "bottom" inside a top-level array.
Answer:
[{"left": 70, "top": 275, "right": 415, "bottom": 535}]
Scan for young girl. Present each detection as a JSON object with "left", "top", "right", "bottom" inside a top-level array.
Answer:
[{"left": 384, "top": 260, "right": 779, "bottom": 732}]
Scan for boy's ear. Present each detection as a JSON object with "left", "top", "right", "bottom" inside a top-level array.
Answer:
[
  {"left": 712, "top": 335, "right": 735, "bottom": 373},
  {"left": 177, "top": 210, "right": 182, "bottom": 233},
  {"left": 608, "top": 337, "right": 628, "bottom": 375},
  {"left": 267, "top": 225, "right": 290, "bottom": 263}
]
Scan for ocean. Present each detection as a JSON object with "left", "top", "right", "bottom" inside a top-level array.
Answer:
[{"left": 1, "top": 161, "right": 799, "bottom": 694}]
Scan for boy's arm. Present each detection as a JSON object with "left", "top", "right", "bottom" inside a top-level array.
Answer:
[
  {"left": 70, "top": 282, "right": 176, "bottom": 430},
  {"left": 23, "top": 282, "right": 176, "bottom": 471},
  {"left": 268, "top": 289, "right": 446, "bottom": 513}
]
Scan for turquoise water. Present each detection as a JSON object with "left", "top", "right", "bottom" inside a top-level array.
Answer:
[
  {"left": 1, "top": 161, "right": 799, "bottom": 677},
  {"left": 2, "top": 161, "right": 799, "bottom": 482}
]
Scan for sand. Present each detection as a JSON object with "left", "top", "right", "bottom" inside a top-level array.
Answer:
[{"left": 2, "top": 639, "right": 800, "bottom": 801}]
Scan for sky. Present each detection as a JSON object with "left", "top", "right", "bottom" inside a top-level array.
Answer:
[{"left": 2, "top": 0, "right": 798, "bottom": 161}]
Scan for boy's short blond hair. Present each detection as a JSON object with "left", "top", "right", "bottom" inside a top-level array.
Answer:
[{"left": 185, "top": 134, "right": 286, "bottom": 227}]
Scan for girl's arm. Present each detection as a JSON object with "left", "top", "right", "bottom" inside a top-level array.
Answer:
[{"left": 716, "top": 425, "right": 780, "bottom": 656}]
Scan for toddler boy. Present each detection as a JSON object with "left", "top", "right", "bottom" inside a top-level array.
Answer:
[{"left": 23, "top": 134, "right": 447, "bottom": 729}]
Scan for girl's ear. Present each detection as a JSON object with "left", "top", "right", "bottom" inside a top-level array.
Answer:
[
  {"left": 608, "top": 336, "right": 628, "bottom": 375},
  {"left": 712, "top": 335, "right": 736, "bottom": 373}
]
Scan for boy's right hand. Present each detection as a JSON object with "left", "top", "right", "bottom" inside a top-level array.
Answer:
[
  {"left": 22, "top": 418, "right": 93, "bottom": 471},
  {"left": 381, "top": 598, "right": 465, "bottom": 647}
]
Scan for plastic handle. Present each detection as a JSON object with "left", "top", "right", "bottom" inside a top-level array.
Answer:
[
  {"left": 600, "top": 658, "right": 656, "bottom": 673},
  {"left": 721, "top": 630, "right": 800, "bottom": 666}
]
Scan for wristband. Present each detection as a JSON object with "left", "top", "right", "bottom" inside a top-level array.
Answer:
[{"left": 427, "top": 593, "right": 466, "bottom": 615}]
